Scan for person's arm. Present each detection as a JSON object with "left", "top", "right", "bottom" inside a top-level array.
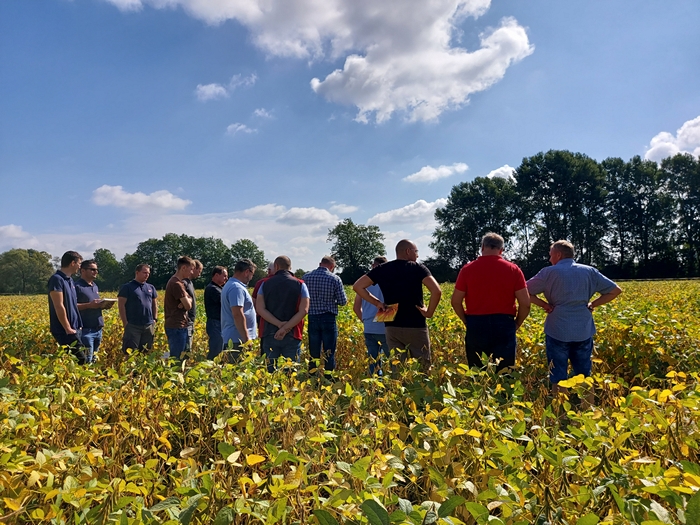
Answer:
[
  {"left": 256, "top": 293, "right": 283, "bottom": 328},
  {"left": 118, "top": 297, "right": 128, "bottom": 327},
  {"left": 179, "top": 295, "right": 193, "bottom": 310},
  {"left": 275, "top": 297, "right": 310, "bottom": 340},
  {"left": 417, "top": 276, "right": 442, "bottom": 318},
  {"left": 231, "top": 306, "right": 250, "bottom": 343},
  {"left": 514, "top": 288, "right": 531, "bottom": 330},
  {"left": 49, "top": 291, "right": 76, "bottom": 334},
  {"left": 336, "top": 278, "right": 348, "bottom": 306},
  {"left": 588, "top": 285, "right": 622, "bottom": 311},
  {"left": 353, "top": 275, "right": 385, "bottom": 310},
  {"left": 152, "top": 296, "right": 158, "bottom": 323},
  {"left": 450, "top": 288, "right": 466, "bottom": 325},
  {"left": 353, "top": 294, "right": 363, "bottom": 321},
  {"left": 78, "top": 299, "right": 102, "bottom": 310},
  {"left": 529, "top": 294, "right": 552, "bottom": 313}
]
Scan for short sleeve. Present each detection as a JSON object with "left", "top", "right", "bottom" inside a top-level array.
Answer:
[
  {"left": 48, "top": 275, "right": 63, "bottom": 294},
  {"left": 513, "top": 266, "right": 527, "bottom": 291},
  {"left": 454, "top": 265, "right": 469, "bottom": 292},
  {"left": 417, "top": 263, "right": 431, "bottom": 279},
  {"left": 593, "top": 270, "right": 617, "bottom": 294},
  {"left": 257, "top": 282, "right": 264, "bottom": 295},
  {"left": 151, "top": 285, "right": 158, "bottom": 298},
  {"left": 300, "top": 283, "right": 310, "bottom": 299},
  {"left": 526, "top": 271, "right": 546, "bottom": 295},
  {"left": 118, "top": 284, "right": 128, "bottom": 298},
  {"left": 231, "top": 285, "right": 246, "bottom": 307}
]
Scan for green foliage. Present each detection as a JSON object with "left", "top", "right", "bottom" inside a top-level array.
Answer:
[
  {"left": 0, "top": 248, "right": 54, "bottom": 294},
  {"left": 93, "top": 248, "right": 123, "bottom": 291},
  {"left": 230, "top": 239, "right": 270, "bottom": 285},
  {"left": 328, "top": 218, "right": 386, "bottom": 284}
]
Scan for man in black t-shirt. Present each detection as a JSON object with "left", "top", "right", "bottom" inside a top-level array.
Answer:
[{"left": 353, "top": 239, "right": 441, "bottom": 371}]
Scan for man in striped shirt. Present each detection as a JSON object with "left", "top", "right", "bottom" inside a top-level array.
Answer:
[{"left": 303, "top": 256, "right": 348, "bottom": 375}]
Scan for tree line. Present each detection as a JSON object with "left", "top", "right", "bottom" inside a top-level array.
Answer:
[
  {"left": 0, "top": 150, "right": 697, "bottom": 293},
  {"left": 431, "top": 151, "right": 700, "bottom": 279}
]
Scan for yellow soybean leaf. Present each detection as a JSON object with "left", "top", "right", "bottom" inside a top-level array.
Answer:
[
  {"left": 467, "top": 429, "right": 482, "bottom": 438},
  {"left": 246, "top": 454, "right": 266, "bottom": 466},
  {"left": 657, "top": 389, "right": 672, "bottom": 403}
]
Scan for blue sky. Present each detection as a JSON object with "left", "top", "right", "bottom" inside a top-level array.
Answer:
[{"left": 1, "top": 0, "right": 699, "bottom": 271}]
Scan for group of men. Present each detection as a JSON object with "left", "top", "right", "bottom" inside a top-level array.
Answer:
[{"left": 48, "top": 233, "right": 621, "bottom": 393}]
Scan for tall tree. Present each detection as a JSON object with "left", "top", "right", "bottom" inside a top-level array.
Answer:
[
  {"left": 229, "top": 239, "right": 269, "bottom": 285},
  {"left": 327, "top": 218, "right": 385, "bottom": 284},
  {"left": 514, "top": 150, "right": 608, "bottom": 267},
  {"left": 93, "top": 248, "right": 123, "bottom": 291},
  {"left": 601, "top": 157, "right": 636, "bottom": 274},
  {"left": 0, "top": 248, "right": 54, "bottom": 294},
  {"left": 431, "top": 176, "right": 517, "bottom": 266},
  {"left": 662, "top": 153, "right": 700, "bottom": 276}
]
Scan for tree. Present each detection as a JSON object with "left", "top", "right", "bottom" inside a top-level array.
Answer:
[
  {"left": 327, "top": 218, "right": 386, "bottom": 284},
  {"left": 93, "top": 248, "right": 123, "bottom": 291},
  {"left": 229, "top": 239, "right": 269, "bottom": 285},
  {"left": 0, "top": 248, "right": 54, "bottom": 294},
  {"left": 431, "top": 176, "right": 517, "bottom": 266}
]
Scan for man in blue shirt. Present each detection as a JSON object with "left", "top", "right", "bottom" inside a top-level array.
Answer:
[
  {"left": 219, "top": 259, "right": 257, "bottom": 362},
  {"left": 303, "top": 256, "right": 347, "bottom": 374},
  {"left": 118, "top": 263, "right": 159, "bottom": 353},
  {"left": 47, "top": 250, "right": 87, "bottom": 364},
  {"left": 527, "top": 240, "right": 622, "bottom": 400},
  {"left": 353, "top": 256, "right": 388, "bottom": 375},
  {"left": 76, "top": 259, "right": 113, "bottom": 363}
]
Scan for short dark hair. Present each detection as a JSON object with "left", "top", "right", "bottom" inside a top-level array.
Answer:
[
  {"left": 177, "top": 256, "right": 195, "bottom": 269},
  {"left": 135, "top": 263, "right": 150, "bottom": 273},
  {"left": 193, "top": 259, "right": 203, "bottom": 270},
  {"left": 274, "top": 256, "right": 292, "bottom": 271},
  {"left": 234, "top": 259, "right": 256, "bottom": 273},
  {"left": 373, "top": 256, "right": 388, "bottom": 265},
  {"left": 481, "top": 232, "right": 504, "bottom": 251},
  {"left": 211, "top": 265, "right": 227, "bottom": 277},
  {"left": 61, "top": 251, "right": 82, "bottom": 268},
  {"left": 551, "top": 240, "right": 575, "bottom": 259},
  {"left": 321, "top": 256, "right": 335, "bottom": 266},
  {"left": 80, "top": 259, "right": 97, "bottom": 270}
]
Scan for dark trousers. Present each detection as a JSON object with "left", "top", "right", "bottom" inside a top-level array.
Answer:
[
  {"left": 53, "top": 330, "right": 87, "bottom": 365},
  {"left": 465, "top": 314, "right": 516, "bottom": 371},
  {"left": 307, "top": 313, "right": 338, "bottom": 372}
]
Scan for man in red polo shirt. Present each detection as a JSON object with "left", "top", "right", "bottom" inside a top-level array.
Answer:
[{"left": 450, "top": 232, "right": 530, "bottom": 370}]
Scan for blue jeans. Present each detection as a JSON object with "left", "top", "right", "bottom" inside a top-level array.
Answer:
[
  {"left": 80, "top": 327, "right": 102, "bottom": 363},
  {"left": 206, "top": 319, "right": 224, "bottom": 360},
  {"left": 545, "top": 335, "right": 593, "bottom": 384},
  {"left": 365, "top": 332, "right": 389, "bottom": 375},
  {"left": 308, "top": 313, "right": 338, "bottom": 372},
  {"left": 262, "top": 335, "right": 301, "bottom": 373},
  {"left": 465, "top": 314, "right": 516, "bottom": 371},
  {"left": 165, "top": 327, "right": 189, "bottom": 361}
]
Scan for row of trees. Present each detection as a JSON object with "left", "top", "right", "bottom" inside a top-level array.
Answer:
[{"left": 431, "top": 151, "right": 700, "bottom": 279}]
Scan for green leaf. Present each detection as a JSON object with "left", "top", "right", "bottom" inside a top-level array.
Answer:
[
  {"left": 465, "top": 502, "right": 489, "bottom": 523},
  {"left": 575, "top": 513, "right": 599, "bottom": 525},
  {"left": 360, "top": 499, "right": 390, "bottom": 525},
  {"left": 312, "top": 509, "right": 340, "bottom": 525},
  {"left": 218, "top": 442, "right": 236, "bottom": 458},
  {"left": 149, "top": 496, "right": 181, "bottom": 513},
  {"left": 213, "top": 507, "right": 236, "bottom": 525},
  {"left": 388, "top": 510, "right": 406, "bottom": 523},
  {"left": 179, "top": 505, "right": 196, "bottom": 525},
  {"left": 350, "top": 457, "right": 371, "bottom": 481},
  {"left": 686, "top": 491, "right": 700, "bottom": 525},
  {"left": 438, "top": 496, "right": 466, "bottom": 518},
  {"left": 336, "top": 461, "right": 352, "bottom": 474},
  {"left": 397, "top": 498, "right": 413, "bottom": 515}
]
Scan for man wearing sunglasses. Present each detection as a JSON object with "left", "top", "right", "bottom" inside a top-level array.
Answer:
[{"left": 75, "top": 259, "right": 114, "bottom": 363}]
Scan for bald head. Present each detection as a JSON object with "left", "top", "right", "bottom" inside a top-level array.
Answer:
[
  {"left": 395, "top": 239, "right": 418, "bottom": 261},
  {"left": 274, "top": 255, "right": 292, "bottom": 271}
]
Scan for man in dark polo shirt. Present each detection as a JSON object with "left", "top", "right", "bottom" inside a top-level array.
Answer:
[
  {"left": 204, "top": 265, "right": 228, "bottom": 359},
  {"left": 353, "top": 239, "right": 442, "bottom": 372},
  {"left": 76, "top": 259, "right": 114, "bottom": 363},
  {"left": 47, "top": 250, "right": 87, "bottom": 364},
  {"left": 118, "top": 263, "right": 158, "bottom": 353},
  {"left": 451, "top": 232, "right": 531, "bottom": 371}
]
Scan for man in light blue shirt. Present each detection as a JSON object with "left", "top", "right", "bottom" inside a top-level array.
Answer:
[
  {"left": 527, "top": 240, "right": 622, "bottom": 398},
  {"left": 353, "top": 256, "right": 388, "bottom": 375},
  {"left": 220, "top": 259, "right": 258, "bottom": 363}
]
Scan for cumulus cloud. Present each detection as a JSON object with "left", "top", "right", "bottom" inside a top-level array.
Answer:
[
  {"left": 103, "top": 0, "right": 533, "bottom": 123},
  {"left": 92, "top": 185, "right": 191, "bottom": 211},
  {"left": 229, "top": 73, "right": 257, "bottom": 89},
  {"left": 0, "top": 224, "right": 30, "bottom": 240},
  {"left": 403, "top": 163, "right": 468, "bottom": 183},
  {"left": 329, "top": 203, "right": 358, "bottom": 214},
  {"left": 486, "top": 164, "right": 515, "bottom": 180},
  {"left": 368, "top": 198, "right": 448, "bottom": 227},
  {"left": 253, "top": 108, "right": 273, "bottom": 119},
  {"left": 645, "top": 116, "right": 700, "bottom": 162},
  {"left": 195, "top": 83, "right": 229, "bottom": 101},
  {"left": 226, "top": 123, "right": 257, "bottom": 135},
  {"left": 244, "top": 204, "right": 287, "bottom": 217},
  {"left": 277, "top": 207, "right": 338, "bottom": 226}
]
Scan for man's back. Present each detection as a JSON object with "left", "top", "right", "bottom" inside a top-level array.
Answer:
[
  {"left": 303, "top": 267, "right": 347, "bottom": 315},
  {"left": 455, "top": 256, "right": 525, "bottom": 316},
  {"left": 367, "top": 260, "right": 430, "bottom": 327}
]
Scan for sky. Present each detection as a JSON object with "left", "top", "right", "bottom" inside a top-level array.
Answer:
[{"left": 1, "top": 0, "right": 699, "bottom": 272}]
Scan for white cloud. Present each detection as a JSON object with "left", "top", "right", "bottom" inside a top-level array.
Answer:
[
  {"left": 0, "top": 224, "right": 30, "bottom": 240},
  {"left": 329, "top": 203, "right": 358, "bottom": 214},
  {"left": 229, "top": 73, "right": 257, "bottom": 89},
  {"left": 195, "top": 83, "right": 229, "bottom": 101},
  {"left": 368, "top": 198, "right": 448, "bottom": 227},
  {"left": 244, "top": 204, "right": 287, "bottom": 217},
  {"left": 226, "top": 123, "right": 257, "bottom": 135},
  {"left": 403, "top": 162, "right": 468, "bottom": 183},
  {"left": 91, "top": 185, "right": 192, "bottom": 211},
  {"left": 223, "top": 218, "right": 251, "bottom": 227},
  {"left": 102, "top": 0, "right": 533, "bottom": 123},
  {"left": 645, "top": 115, "right": 700, "bottom": 162},
  {"left": 253, "top": 108, "right": 273, "bottom": 119},
  {"left": 277, "top": 207, "right": 338, "bottom": 225},
  {"left": 485, "top": 164, "right": 515, "bottom": 180}
]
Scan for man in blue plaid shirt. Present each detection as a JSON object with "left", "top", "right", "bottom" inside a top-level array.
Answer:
[{"left": 303, "top": 256, "right": 348, "bottom": 375}]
